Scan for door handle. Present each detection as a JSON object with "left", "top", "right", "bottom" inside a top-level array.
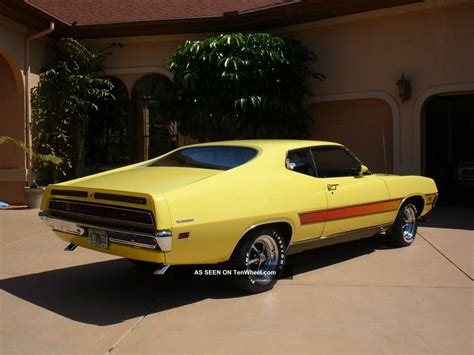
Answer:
[{"left": 327, "top": 183, "right": 339, "bottom": 191}]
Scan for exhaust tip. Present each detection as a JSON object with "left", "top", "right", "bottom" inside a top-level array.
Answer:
[
  {"left": 153, "top": 264, "right": 171, "bottom": 275},
  {"left": 64, "top": 243, "right": 78, "bottom": 251}
]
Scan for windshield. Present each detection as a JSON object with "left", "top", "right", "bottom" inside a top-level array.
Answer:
[{"left": 148, "top": 146, "right": 258, "bottom": 170}]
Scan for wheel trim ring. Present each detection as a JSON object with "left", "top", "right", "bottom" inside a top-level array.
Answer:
[
  {"left": 246, "top": 234, "right": 279, "bottom": 284},
  {"left": 402, "top": 206, "right": 417, "bottom": 242}
]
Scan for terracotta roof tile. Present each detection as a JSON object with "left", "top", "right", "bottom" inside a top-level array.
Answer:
[{"left": 27, "top": 0, "right": 293, "bottom": 25}]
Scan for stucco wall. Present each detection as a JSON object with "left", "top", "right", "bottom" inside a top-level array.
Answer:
[
  {"left": 278, "top": 1, "right": 474, "bottom": 174},
  {"left": 0, "top": 55, "right": 24, "bottom": 169},
  {"left": 0, "top": 16, "right": 52, "bottom": 204},
  {"left": 85, "top": 2, "right": 474, "bottom": 175},
  {"left": 84, "top": 36, "right": 201, "bottom": 95},
  {"left": 309, "top": 98, "right": 393, "bottom": 174},
  {"left": 2, "top": 1, "right": 472, "bottom": 205}
]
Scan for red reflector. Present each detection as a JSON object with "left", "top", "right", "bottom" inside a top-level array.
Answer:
[{"left": 178, "top": 232, "right": 190, "bottom": 240}]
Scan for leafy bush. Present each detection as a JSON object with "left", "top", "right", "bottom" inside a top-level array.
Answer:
[
  {"left": 163, "top": 33, "right": 324, "bottom": 141},
  {"left": 31, "top": 38, "right": 119, "bottom": 181}
]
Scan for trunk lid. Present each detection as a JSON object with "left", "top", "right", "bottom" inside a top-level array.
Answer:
[{"left": 65, "top": 166, "right": 220, "bottom": 195}]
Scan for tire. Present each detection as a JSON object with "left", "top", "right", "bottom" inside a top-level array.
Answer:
[
  {"left": 230, "top": 227, "right": 286, "bottom": 294},
  {"left": 388, "top": 203, "right": 418, "bottom": 247}
]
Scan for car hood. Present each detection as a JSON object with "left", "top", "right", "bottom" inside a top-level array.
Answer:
[{"left": 64, "top": 166, "right": 220, "bottom": 195}]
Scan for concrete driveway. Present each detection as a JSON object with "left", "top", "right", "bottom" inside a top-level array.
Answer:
[{"left": 1, "top": 207, "right": 472, "bottom": 354}]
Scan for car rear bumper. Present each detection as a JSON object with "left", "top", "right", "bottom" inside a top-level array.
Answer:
[{"left": 39, "top": 211, "right": 172, "bottom": 253}]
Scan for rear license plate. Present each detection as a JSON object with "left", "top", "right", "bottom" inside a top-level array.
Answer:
[{"left": 88, "top": 228, "right": 109, "bottom": 248}]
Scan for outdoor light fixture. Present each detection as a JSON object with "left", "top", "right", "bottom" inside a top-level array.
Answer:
[{"left": 396, "top": 73, "right": 411, "bottom": 102}]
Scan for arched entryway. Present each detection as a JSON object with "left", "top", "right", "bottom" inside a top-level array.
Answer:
[
  {"left": 131, "top": 74, "right": 176, "bottom": 161},
  {"left": 422, "top": 92, "right": 474, "bottom": 207},
  {"left": 0, "top": 51, "right": 25, "bottom": 204},
  {"left": 87, "top": 77, "right": 130, "bottom": 172}
]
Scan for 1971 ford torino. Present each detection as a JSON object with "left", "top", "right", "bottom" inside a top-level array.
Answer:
[{"left": 40, "top": 140, "right": 438, "bottom": 293}]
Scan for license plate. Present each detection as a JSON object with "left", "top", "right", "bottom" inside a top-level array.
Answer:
[{"left": 88, "top": 228, "right": 109, "bottom": 248}]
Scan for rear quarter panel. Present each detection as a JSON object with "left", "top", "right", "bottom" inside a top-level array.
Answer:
[{"left": 162, "top": 152, "right": 327, "bottom": 264}]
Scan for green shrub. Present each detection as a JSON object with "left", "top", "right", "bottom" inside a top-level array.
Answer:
[{"left": 162, "top": 33, "right": 324, "bottom": 141}]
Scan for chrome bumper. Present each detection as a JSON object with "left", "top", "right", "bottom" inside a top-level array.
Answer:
[{"left": 39, "top": 211, "right": 172, "bottom": 251}]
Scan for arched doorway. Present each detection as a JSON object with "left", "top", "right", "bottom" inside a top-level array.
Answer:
[
  {"left": 423, "top": 92, "right": 474, "bottom": 207},
  {"left": 87, "top": 77, "right": 130, "bottom": 172},
  {"left": 132, "top": 74, "right": 176, "bottom": 161},
  {"left": 0, "top": 52, "right": 25, "bottom": 204}
]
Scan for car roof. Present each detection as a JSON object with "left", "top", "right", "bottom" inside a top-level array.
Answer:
[{"left": 182, "top": 139, "right": 342, "bottom": 152}]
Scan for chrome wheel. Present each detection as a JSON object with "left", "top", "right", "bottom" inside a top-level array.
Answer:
[
  {"left": 231, "top": 227, "right": 286, "bottom": 293},
  {"left": 387, "top": 202, "right": 418, "bottom": 247},
  {"left": 401, "top": 205, "right": 417, "bottom": 243},
  {"left": 245, "top": 234, "right": 279, "bottom": 284}
]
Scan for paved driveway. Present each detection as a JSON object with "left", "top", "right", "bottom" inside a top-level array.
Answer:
[{"left": 1, "top": 207, "right": 472, "bottom": 354}]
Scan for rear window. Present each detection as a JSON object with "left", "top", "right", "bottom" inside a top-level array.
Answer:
[{"left": 148, "top": 146, "right": 258, "bottom": 170}]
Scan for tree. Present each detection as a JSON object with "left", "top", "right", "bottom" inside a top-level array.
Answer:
[
  {"left": 31, "top": 38, "right": 119, "bottom": 181},
  {"left": 162, "top": 33, "right": 324, "bottom": 141}
]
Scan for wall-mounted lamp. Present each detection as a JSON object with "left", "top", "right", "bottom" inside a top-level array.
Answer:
[{"left": 396, "top": 73, "right": 411, "bottom": 103}]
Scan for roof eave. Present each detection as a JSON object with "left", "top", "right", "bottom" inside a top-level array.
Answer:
[
  {"left": 70, "top": 0, "right": 421, "bottom": 39},
  {"left": 1, "top": 0, "right": 422, "bottom": 39},
  {"left": 0, "top": 0, "right": 69, "bottom": 36}
]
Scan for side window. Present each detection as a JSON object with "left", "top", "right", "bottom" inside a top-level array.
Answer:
[
  {"left": 312, "top": 147, "right": 360, "bottom": 178},
  {"left": 286, "top": 149, "right": 316, "bottom": 177}
]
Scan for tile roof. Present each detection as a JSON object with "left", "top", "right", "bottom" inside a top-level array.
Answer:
[{"left": 27, "top": 0, "right": 294, "bottom": 25}]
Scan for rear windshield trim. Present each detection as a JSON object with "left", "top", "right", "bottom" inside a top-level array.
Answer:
[{"left": 147, "top": 145, "right": 259, "bottom": 171}]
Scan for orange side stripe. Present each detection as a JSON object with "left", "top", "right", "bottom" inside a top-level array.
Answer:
[
  {"left": 300, "top": 210, "right": 327, "bottom": 224},
  {"left": 300, "top": 199, "right": 402, "bottom": 225}
]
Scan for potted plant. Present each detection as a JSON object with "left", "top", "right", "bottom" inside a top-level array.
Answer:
[{"left": 0, "top": 136, "right": 62, "bottom": 208}]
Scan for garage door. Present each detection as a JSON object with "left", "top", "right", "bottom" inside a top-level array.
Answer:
[{"left": 309, "top": 98, "right": 393, "bottom": 174}]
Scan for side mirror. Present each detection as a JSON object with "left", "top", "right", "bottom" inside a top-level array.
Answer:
[{"left": 357, "top": 164, "right": 369, "bottom": 177}]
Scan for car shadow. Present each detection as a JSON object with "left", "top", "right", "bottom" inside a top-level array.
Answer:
[{"left": 0, "top": 237, "right": 387, "bottom": 326}]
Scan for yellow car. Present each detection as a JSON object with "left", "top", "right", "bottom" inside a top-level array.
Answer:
[{"left": 39, "top": 140, "right": 438, "bottom": 293}]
